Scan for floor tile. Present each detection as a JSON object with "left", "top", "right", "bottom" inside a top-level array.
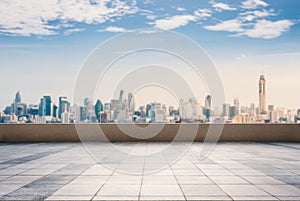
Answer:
[
  {"left": 180, "top": 184, "right": 227, "bottom": 197},
  {"left": 219, "top": 185, "right": 271, "bottom": 196},
  {"left": 209, "top": 176, "right": 249, "bottom": 184},
  {"left": 97, "top": 184, "right": 140, "bottom": 196},
  {"left": 258, "top": 184, "right": 300, "bottom": 196},
  {"left": 141, "top": 185, "right": 183, "bottom": 197},
  {"left": 52, "top": 184, "right": 101, "bottom": 196}
]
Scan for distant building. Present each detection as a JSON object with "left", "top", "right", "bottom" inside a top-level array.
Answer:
[
  {"left": 39, "top": 96, "right": 52, "bottom": 116},
  {"left": 230, "top": 106, "right": 238, "bottom": 119},
  {"left": 11, "top": 91, "right": 26, "bottom": 116},
  {"left": 84, "top": 98, "right": 93, "bottom": 110},
  {"left": 234, "top": 98, "right": 240, "bottom": 115},
  {"left": 104, "top": 103, "right": 111, "bottom": 111},
  {"left": 52, "top": 104, "right": 58, "bottom": 118},
  {"left": 58, "top": 97, "right": 70, "bottom": 119},
  {"left": 70, "top": 104, "right": 81, "bottom": 123},
  {"left": 205, "top": 95, "right": 212, "bottom": 109},
  {"left": 28, "top": 104, "right": 39, "bottom": 116},
  {"left": 128, "top": 93, "right": 135, "bottom": 113},
  {"left": 223, "top": 103, "right": 230, "bottom": 118},
  {"left": 146, "top": 104, "right": 151, "bottom": 118},
  {"left": 61, "top": 111, "right": 70, "bottom": 124},
  {"left": 80, "top": 106, "right": 88, "bottom": 122},
  {"left": 95, "top": 99, "right": 103, "bottom": 121},
  {"left": 119, "top": 90, "right": 124, "bottom": 102},
  {"left": 15, "top": 91, "right": 21, "bottom": 103},
  {"left": 16, "top": 103, "right": 27, "bottom": 116},
  {"left": 149, "top": 104, "right": 167, "bottom": 123},
  {"left": 3, "top": 106, "right": 11, "bottom": 115},
  {"left": 259, "top": 75, "right": 267, "bottom": 114}
]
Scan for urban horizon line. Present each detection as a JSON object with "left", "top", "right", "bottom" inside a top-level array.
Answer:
[{"left": 1, "top": 74, "right": 300, "bottom": 124}]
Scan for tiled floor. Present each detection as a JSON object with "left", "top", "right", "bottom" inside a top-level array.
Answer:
[{"left": 0, "top": 142, "right": 300, "bottom": 200}]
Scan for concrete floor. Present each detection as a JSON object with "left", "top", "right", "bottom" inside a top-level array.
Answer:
[{"left": 0, "top": 142, "right": 300, "bottom": 200}]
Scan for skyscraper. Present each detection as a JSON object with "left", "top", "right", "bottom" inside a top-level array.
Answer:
[
  {"left": 223, "top": 103, "right": 230, "bottom": 118},
  {"left": 15, "top": 91, "right": 21, "bottom": 103},
  {"left": 204, "top": 95, "right": 212, "bottom": 120},
  {"left": 230, "top": 105, "right": 238, "bottom": 119},
  {"left": 205, "top": 95, "right": 212, "bottom": 109},
  {"left": 259, "top": 75, "right": 267, "bottom": 114},
  {"left": 128, "top": 93, "right": 135, "bottom": 113},
  {"left": 119, "top": 90, "right": 124, "bottom": 102},
  {"left": 234, "top": 98, "right": 240, "bottom": 115},
  {"left": 95, "top": 99, "right": 103, "bottom": 121},
  {"left": 11, "top": 91, "right": 22, "bottom": 114},
  {"left": 58, "top": 97, "right": 70, "bottom": 119},
  {"left": 39, "top": 96, "right": 51, "bottom": 116}
]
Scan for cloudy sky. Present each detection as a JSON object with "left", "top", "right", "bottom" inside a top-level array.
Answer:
[{"left": 0, "top": 0, "right": 299, "bottom": 109}]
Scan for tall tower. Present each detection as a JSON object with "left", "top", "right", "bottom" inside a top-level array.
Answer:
[
  {"left": 15, "top": 91, "right": 21, "bottom": 103},
  {"left": 205, "top": 95, "right": 212, "bottom": 109},
  {"left": 119, "top": 90, "right": 124, "bottom": 102},
  {"left": 259, "top": 75, "right": 266, "bottom": 114},
  {"left": 128, "top": 93, "right": 135, "bottom": 113}
]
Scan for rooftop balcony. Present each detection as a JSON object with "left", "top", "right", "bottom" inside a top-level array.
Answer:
[{"left": 0, "top": 124, "right": 300, "bottom": 200}]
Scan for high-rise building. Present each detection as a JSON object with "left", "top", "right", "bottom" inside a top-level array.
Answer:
[
  {"left": 58, "top": 97, "right": 70, "bottom": 119},
  {"left": 234, "top": 98, "right": 240, "bottom": 115},
  {"left": 205, "top": 95, "right": 212, "bottom": 109},
  {"left": 15, "top": 103, "right": 27, "bottom": 116},
  {"left": 149, "top": 104, "right": 167, "bottom": 123},
  {"left": 52, "top": 103, "right": 57, "bottom": 118},
  {"left": 95, "top": 99, "right": 103, "bottom": 121},
  {"left": 28, "top": 104, "right": 39, "bottom": 117},
  {"left": 259, "top": 75, "right": 267, "bottom": 114},
  {"left": 128, "top": 93, "right": 135, "bottom": 113},
  {"left": 11, "top": 91, "right": 22, "bottom": 114},
  {"left": 104, "top": 103, "right": 111, "bottom": 111},
  {"left": 80, "top": 106, "right": 88, "bottom": 122},
  {"left": 84, "top": 98, "right": 93, "bottom": 109},
  {"left": 61, "top": 111, "right": 70, "bottom": 124},
  {"left": 223, "top": 103, "right": 230, "bottom": 118},
  {"left": 70, "top": 104, "right": 81, "bottom": 123},
  {"left": 204, "top": 95, "right": 212, "bottom": 120},
  {"left": 230, "top": 106, "right": 238, "bottom": 119},
  {"left": 250, "top": 103, "right": 256, "bottom": 117},
  {"left": 39, "top": 96, "right": 52, "bottom": 116},
  {"left": 119, "top": 90, "right": 124, "bottom": 102},
  {"left": 15, "top": 91, "right": 21, "bottom": 103},
  {"left": 146, "top": 104, "right": 151, "bottom": 118}
]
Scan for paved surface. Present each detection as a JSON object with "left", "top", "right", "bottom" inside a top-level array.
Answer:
[{"left": 0, "top": 142, "right": 300, "bottom": 200}]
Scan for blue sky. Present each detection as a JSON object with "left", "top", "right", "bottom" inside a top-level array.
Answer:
[{"left": 0, "top": 0, "right": 299, "bottom": 109}]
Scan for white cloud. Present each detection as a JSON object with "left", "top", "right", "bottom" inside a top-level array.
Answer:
[
  {"left": 152, "top": 15, "right": 197, "bottom": 30},
  {"left": 0, "top": 0, "right": 137, "bottom": 36},
  {"left": 242, "top": 0, "right": 268, "bottom": 9},
  {"left": 240, "top": 9, "right": 275, "bottom": 22},
  {"left": 151, "top": 8, "right": 212, "bottom": 30},
  {"left": 211, "top": 2, "right": 236, "bottom": 11},
  {"left": 194, "top": 9, "right": 212, "bottom": 18},
  {"left": 146, "top": 15, "right": 156, "bottom": 20},
  {"left": 176, "top": 7, "right": 186, "bottom": 12},
  {"left": 99, "top": 26, "right": 128, "bottom": 33},
  {"left": 204, "top": 19, "right": 244, "bottom": 32},
  {"left": 64, "top": 28, "right": 85, "bottom": 36},
  {"left": 240, "top": 19, "right": 294, "bottom": 39},
  {"left": 204, "top": 18, "right": 294, "bottom": 39}
]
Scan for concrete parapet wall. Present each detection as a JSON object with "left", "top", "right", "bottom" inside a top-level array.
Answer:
[{"left": 0, "top": 124, "right": 299, "bottom": 142}]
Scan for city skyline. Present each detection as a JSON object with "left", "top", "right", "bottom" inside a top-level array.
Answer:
[
  {"left": 0, "top": 0, "right": 299, "bottom": 110},
  {"left": 0, "top": 73, "right": 297, "bottom": 111},
  {"left": 1, "top": 74, "right": 300, "bottom": 124}
]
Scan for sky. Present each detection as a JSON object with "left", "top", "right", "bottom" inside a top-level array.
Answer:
[{"left": 0, "top": 0, "right": 299, "bottom": 110}]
